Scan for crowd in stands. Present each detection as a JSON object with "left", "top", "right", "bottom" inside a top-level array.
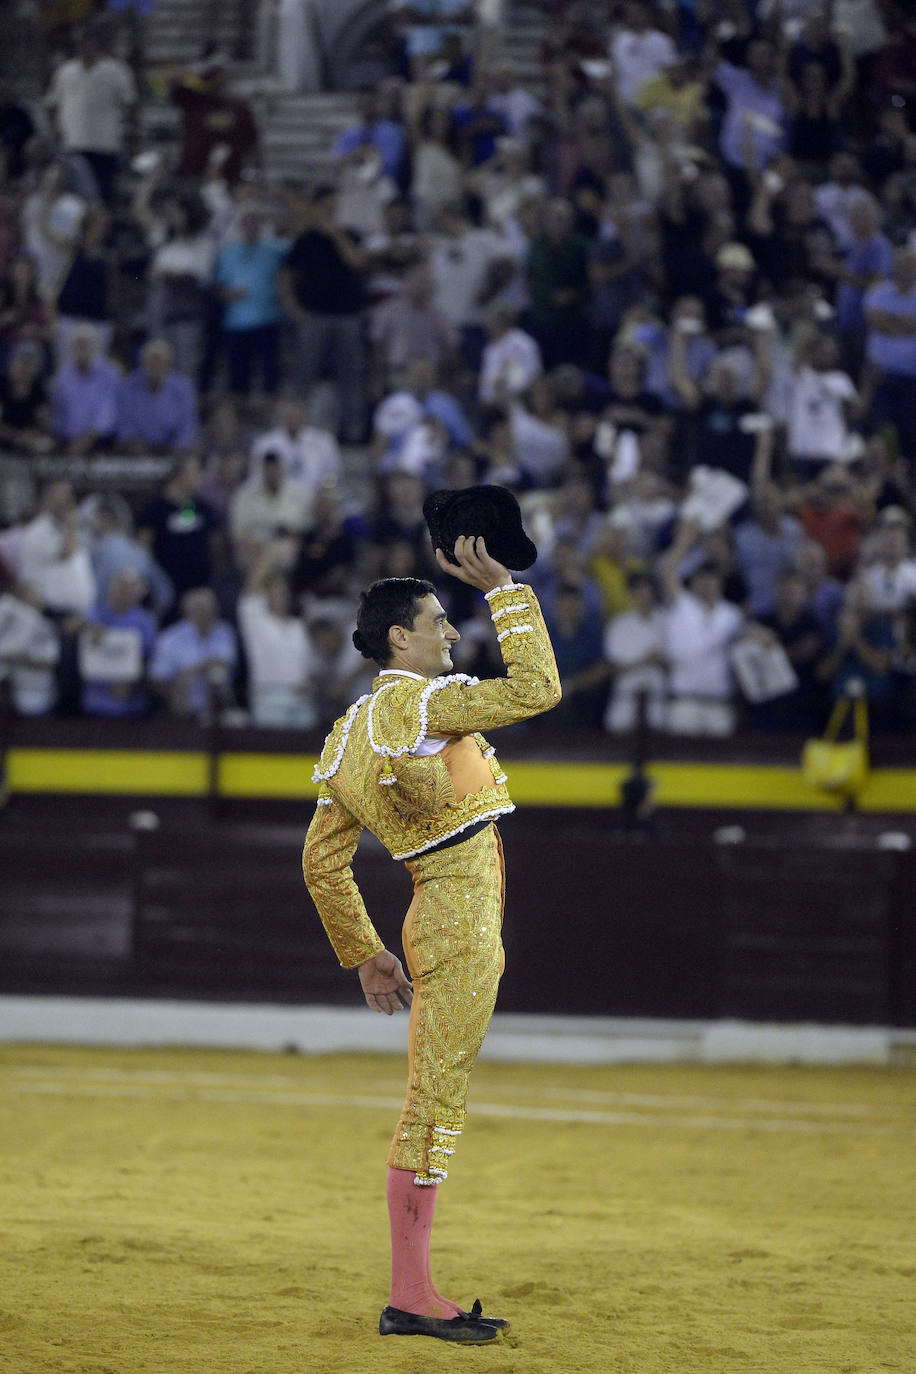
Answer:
[{"left": 1, "top": 0, "right": 916, "bottom": 741}]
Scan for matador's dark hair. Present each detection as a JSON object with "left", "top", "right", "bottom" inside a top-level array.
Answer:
[{"left": 353, "top": 577, "right": 436, "bottom": 668}]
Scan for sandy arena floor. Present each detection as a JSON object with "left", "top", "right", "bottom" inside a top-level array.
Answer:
[{"left": 0, "top": 1044, "right": 913, "bottom": 1374}]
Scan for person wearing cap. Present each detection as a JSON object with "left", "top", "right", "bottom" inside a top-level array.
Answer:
[
  {"left": 303, "top": 498, "right": 560, "bottom": 1343},
  {"left": 166, "top": 54, "right": 258, "bottom": 183}
]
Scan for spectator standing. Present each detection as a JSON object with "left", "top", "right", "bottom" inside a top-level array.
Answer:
[
  {"left": 132, "top": 170, "right": 215, "bottom": 383},
  {"left": 89, "top": 496, "right": 174, "bottom": 621},
  {"left": 54, "top": 203, "right": 116, "bottom": 359},
  {"left": 80, "top": 566, "right": 157, "bottom": 717},
  {"left": 248, "top": 398, "right": 342, "bottom": 492},
  {"left": 610, "top": 2, "right": 678, "bottom": 108},
  {"left": 793, "top": 465, "right": 870, "bottom": 581},
  {"left": 333, "top": 83, "right": 410, "bottom": 195},
  {"left": 213, "top": 206, "right": 289, "bottom": 398},
  {"left": 713, "top": 38, "right": 787, "bottom": 215},
  {"left": 782, "top": 329, "right": 858, "bottom": 476},
  {"left": 20, "top": 163, "right": 88, "bottom": 303},
  {"left": 832, "top": 197, "right": 893, "bottom": 375},
  {"left": 526, "top": 197, "right": 590, "bottom": 368},
  {"left": 863, "top": 247, "right": 916, "bottom": 458},
  {"left": 370, "top": 261, "right": 458, "bottom": 391},
  {"left": 477, "top": 304, "right": 542, "bottom": 407},
  {"left": 278, "top": 185, "right": 369, "bottom": 444},
  {"left": 660, "top": 520, "right": 744, "bottom": 736},
  {"left": 149, "top": 585, "right": 237, "bottom": 719},
  {"left": 860, "top": 507, "right": 916, "bottom": 614},
  {"left": 0, "top": 255, "right": 53, "bottom": 372},
  {"left": 0, "top": 582, "right": 60, "bottom": 715},
  {"left": 735, "top": 483, "right": 806, "bottom": 619},
  {"left": 168, "top": 56, "right": 259, "bottom": 183},
  {"left": 137, "top": 457, "right": 222, "bottom": 602},
  {"left": 816, "top": 580, "right": 896, "bottom": 731},
  {"left": 237, "top": 548, "right": 316, "bottom": 727},
  {"left": 602, "top": 570, "right": 667, "bottom": 733},
  {"left": 542, "top": 581, "right": 608, "bottom": 729},
  {"left": 0, "top": 343, "right": 51, "bottom": 455},
  {"left": 229, "top": 451, "right": 312, "bottom": 556},
  {"left": 750, "top": 568, "right": 826, "bottom": 732},
  {"left": 18, "top": 480, "right": 96, "bottom": 619},
  {"left": 427, "top": 197, "right": 507, "bottom": 371},
  {"left": 45, "top": 22, "right": 137, "bottom": 205},
  {"left": 409, "top": 103, "right": 466, "bottom": 233},
  {"left": 390, "top": 0, "right": 474, "bottom": 79},
  {"left": 116, "top": 339, "right": 198, "bottom": 454},
  {"left": 50, "top": 324, "right": 119, "bottom": 454}
]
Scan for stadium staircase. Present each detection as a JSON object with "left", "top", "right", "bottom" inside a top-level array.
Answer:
[{"left": 135, "top": 0, "right": 552, "bottom": 188}]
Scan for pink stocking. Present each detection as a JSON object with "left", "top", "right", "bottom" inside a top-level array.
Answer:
[{"left": 386, "top": 1166, "right": 462, "bottom": 1317}]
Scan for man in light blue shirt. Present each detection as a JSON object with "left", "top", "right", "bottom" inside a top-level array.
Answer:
[
  {"left": 116, "top": 338, "right": 198, "bottom": 453},
  {"left": 715, "top": 40, "right": 786, "bottom": 173},
  {"left": 51, "top": 326, "right": 119, "bottom": 453},
  {"left": 864, "top": 247, "right": 916, "bottom": 455},
  {"left": 90, "top": 496, "right": 174, "bottom": 620},
  {"left": 213, "top": 207, "right": 289, "bottom": 397},
  {"left": 149, "top": 586, "right": 237, "bottom": 717}
]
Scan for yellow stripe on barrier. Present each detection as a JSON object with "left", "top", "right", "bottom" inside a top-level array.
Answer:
[
  {"left": 6, "top": 748, "right": 210, "bottom": 796},
  {"left": 3, "top": 747, "right": 914, "bottom": 812}
]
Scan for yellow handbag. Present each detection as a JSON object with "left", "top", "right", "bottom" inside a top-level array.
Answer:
[{"left": 801, "top": 695, "right": 869, "bottom": 796}]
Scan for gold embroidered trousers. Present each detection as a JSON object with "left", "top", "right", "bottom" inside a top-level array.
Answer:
[{"left": 387, "top": 823, "right": 506, "bottom": 1185}]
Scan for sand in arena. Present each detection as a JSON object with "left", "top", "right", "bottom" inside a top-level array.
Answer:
[{"left": 0, "top": 1045, "right": 913, "bottom": 1373}]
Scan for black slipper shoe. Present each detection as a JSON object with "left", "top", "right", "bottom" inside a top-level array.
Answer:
[
  {"left": 379, "top": 1305, "right": 501, "bottom": 1343},
  {"left": 466, "top": 1298, "right": 510, "bottom": 1330}
]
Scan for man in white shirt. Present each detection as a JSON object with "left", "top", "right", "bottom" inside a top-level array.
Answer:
[
  {"left": 19, "top": 480, "right": 96, "bottom": 618},
  {"left": 45, "top": 23, "right": 137, "bottom": 204},
  {"left": 237, "top": 552, "right": 317, "bottom": 727},
  {"left": 0, "top": 584, "right": 60, "bottom": 715},
  {"left": 661, "top": 524, "right": 744, "bottom": 735},
  {"left": 603, "top": 571, "right": 667, "bottom": 732},
  {"left": 428, "top": 200, "right": 507, "bottom": 360},
  {"left": 860, "top": 508, "right": 916, "bottom": 613},
  {"left": 783, "top": 333, "right": 858, "bottom": 472},
  {"left": 249, "top": 399, "right": 342, "bottom": 492},
  {"left": 611, "top": 2, "right": 677, "bottom": 107},
  {"left": 477, "top": 305, "right": 542, "bottom": 406},
  {"left": 230, "top": 452, "right": 313, "bottom": 557}
]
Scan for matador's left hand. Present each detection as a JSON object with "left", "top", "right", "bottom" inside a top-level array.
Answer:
[{"left": 358, "top": 949, "right": 413, "bottom": 1015}]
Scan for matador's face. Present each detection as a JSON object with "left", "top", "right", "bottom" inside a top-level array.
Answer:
[{"left": 389, "top": 594, "right": 460, "bottom": 679}]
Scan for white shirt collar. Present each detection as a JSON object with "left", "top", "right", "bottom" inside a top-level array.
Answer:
[{"left": 378, "top": 668, "right": 427, "bottom": 681}]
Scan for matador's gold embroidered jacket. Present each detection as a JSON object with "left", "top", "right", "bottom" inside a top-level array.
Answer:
[{"left": 302, "top": 581, "right": 561, "bottom": 967}]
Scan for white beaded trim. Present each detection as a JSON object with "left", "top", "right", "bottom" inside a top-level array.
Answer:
[
  {"left": 494, "top": 773, "right": 507, "bottom": 785},
  {"left": 312, "top": 693, "right": 371, "bottom": 782},
  {"left": 484, "top": 582, "right": 524, "bottom": 600},
  {"left": 378, "top": 774, "right": 397, "bottom": 785},
  {"left": 482, "top": 746, "right": 495, "bottom": 758},
  {"left": 496, "top": 624, "right": 534, "bottom": 643},
  {"left": 433, "top": 1127, "right": 462, "bottom": 1137},
  {"left": 391, "top": 803, "right": 515, "bottom": 861},
  {"left": 490, "top": 602, "right": 530, "bottom": 620},
  {"left": 315, "top": 796, "right": 334, "bottom": 806},
  {"left": 367, "top": 673, "right": 479, "bottom": 760},
  {"left": 413, "top": 1175, "right": 439, "bottom": 1186}
]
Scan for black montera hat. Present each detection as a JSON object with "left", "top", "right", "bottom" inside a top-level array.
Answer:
[{"left": 423, "top": 484, "right": 538, "bottom": 570}]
